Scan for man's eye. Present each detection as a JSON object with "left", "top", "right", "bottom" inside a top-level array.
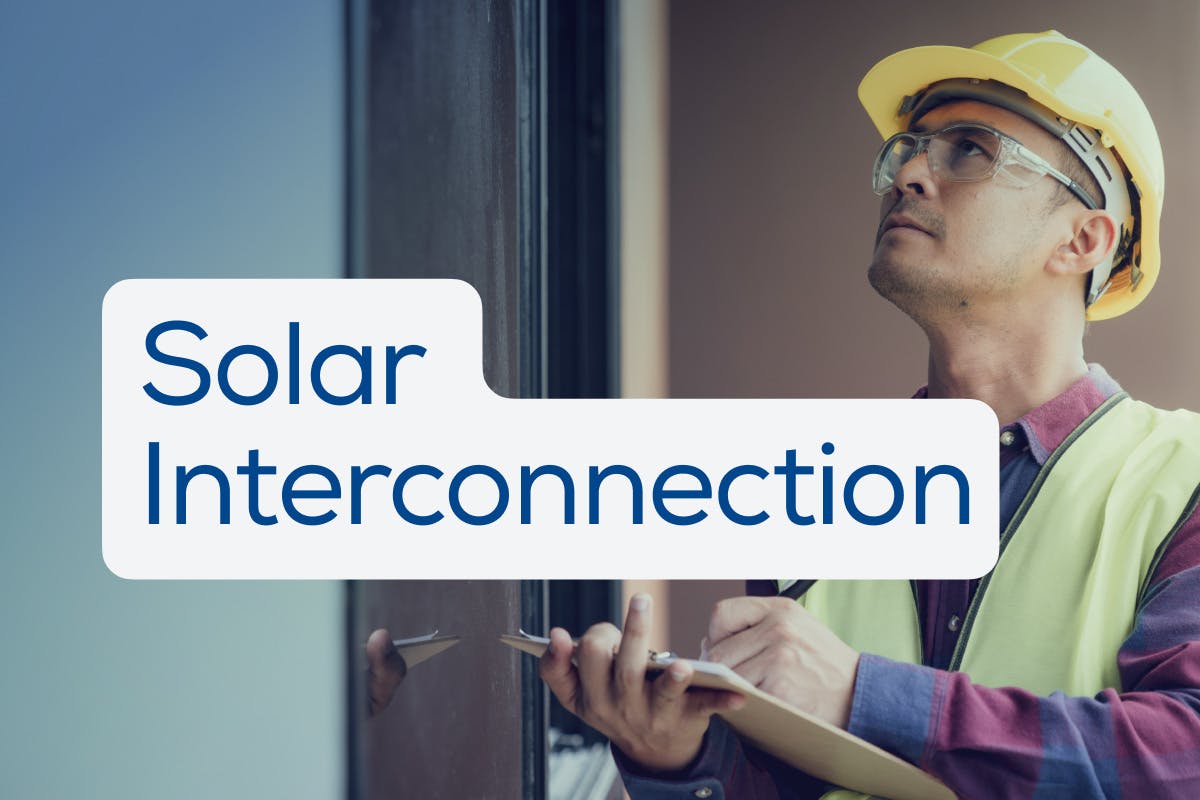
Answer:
[{"left": 955, "top": 139, "right": 989, "bottom": 158}]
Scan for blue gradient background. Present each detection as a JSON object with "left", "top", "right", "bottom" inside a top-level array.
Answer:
[{"left": 1, "top": 2, "right": 344, "bottom": 796}]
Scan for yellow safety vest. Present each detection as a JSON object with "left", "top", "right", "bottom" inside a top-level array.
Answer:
[{"left": 788, "top": 395, "right": 1200, "bottom": 799}]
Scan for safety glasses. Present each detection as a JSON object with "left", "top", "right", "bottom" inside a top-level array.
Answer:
[{"left": 872, "top": 123, "right": 1099, "bottom": 210}]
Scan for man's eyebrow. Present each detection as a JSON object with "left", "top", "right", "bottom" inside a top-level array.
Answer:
[{"left": 908, "top": 118, "right": 996, "bottom": 133}]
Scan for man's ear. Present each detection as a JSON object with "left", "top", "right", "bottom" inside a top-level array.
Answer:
[{"left": 1047, "top": 209, "right": 1119, "bottom": 277}]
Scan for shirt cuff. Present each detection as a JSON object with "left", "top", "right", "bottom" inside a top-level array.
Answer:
[
  {"left": 847, "top": 652, "right": 942, "bottom": 767},
  {"left": 613, "top": 717, "right": 735, "bottom": 800}
]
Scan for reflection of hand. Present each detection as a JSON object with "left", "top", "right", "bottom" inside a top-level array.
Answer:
[
  {"left": 705, "top": 597, "right": 859, "bottom": 729},
  {"left": 538, "top": 594, "right": 745, "bottom": 773},
  {"left": 366, "top": 628, "right": 407, "bottom": 717}
]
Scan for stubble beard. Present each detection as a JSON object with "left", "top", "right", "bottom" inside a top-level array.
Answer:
[
  {"left": 868, "top": 254, "right": 944, "bottom": 328},
  {"left": 868, "top": 244, "right": 1026, "bottom": 330}
]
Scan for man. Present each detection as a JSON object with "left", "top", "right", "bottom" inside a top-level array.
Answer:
[{"left": 539, "top": 31, "right": 1200, "bottom": 798}]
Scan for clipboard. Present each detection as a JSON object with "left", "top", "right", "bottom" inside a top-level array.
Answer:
[
  {"left": 392, "top": 631, "right": 460, "bottom": 668},
  {"left": 501, "top": 633, "right": 955, "bottom": 800}
]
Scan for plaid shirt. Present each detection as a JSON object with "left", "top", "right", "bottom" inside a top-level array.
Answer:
[{"left": 618, "top": 365, "right": 1200, "bottom": 798}]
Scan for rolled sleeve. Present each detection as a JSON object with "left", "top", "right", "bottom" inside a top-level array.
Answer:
[{"left": 847, "top": 652, "right": 941, "bottom": 767}]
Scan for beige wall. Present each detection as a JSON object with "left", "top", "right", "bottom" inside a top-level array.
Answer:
[{"left": 667, "top": 0, "right": 1200, "bottom": 409}]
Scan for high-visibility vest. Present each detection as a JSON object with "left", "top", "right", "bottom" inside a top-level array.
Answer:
[{"left": 789, "top": 394, "right": 1200, "bottom": 799}]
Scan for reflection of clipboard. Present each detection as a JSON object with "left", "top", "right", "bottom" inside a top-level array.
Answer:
[
  {"left": 501, "top": 633, "right": 955, "bottom": 800},
  {"left": 392, "top": 631, "right": 460, "bottom": 668}
]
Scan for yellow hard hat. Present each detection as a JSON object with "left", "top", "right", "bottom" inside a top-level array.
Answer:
[{"left": 859, "top": 30, "right": 1164, "bottom": 320}]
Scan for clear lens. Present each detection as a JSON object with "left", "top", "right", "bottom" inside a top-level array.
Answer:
[
  {"left": 926, "top": 127, "right": 1003, "bottom": 181},
  {"left": 873, "top": 133, "right": 917, "bottom": 195},
  {"left": 872, "top": 125, "right": 1007, "bottom": 195}
]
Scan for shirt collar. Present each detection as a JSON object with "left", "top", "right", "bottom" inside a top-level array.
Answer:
[{"left": 912, "top": 364, "right": 1123, "bottom": 465}]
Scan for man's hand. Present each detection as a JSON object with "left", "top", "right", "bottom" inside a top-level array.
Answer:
[
  {"left": 539, "top": 593, "right": 745, "bottom": 773},
  {"left": 705, "top": 596, "right": 860, "bottom": 729},
  {"left": 366, "top": 628, "right": 407, "bottom": 717}
]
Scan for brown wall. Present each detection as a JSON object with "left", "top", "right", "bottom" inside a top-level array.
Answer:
[{"left": 668, "top": 0, "right": 1200, "bottom": 409}]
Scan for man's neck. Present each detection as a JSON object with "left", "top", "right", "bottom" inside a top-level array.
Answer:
[{"left": 922, "top": 316, "right": 1088, "bottom": 426}]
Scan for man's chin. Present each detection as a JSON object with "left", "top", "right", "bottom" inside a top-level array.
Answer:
[
  {"left": 867, "top": 258, "right": 935, "bottom": 318},
  {"left": 867, "top": 258, "right": 913, "bottom": 299}
]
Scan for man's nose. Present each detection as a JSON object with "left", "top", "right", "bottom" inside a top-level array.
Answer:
[{"left": 891, "top": 150, "right": 937, "bottom": 198}]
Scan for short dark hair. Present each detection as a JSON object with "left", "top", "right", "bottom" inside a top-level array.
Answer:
[
  {"left": 1045, "top": 137, "right": 1104, "bottom": 212},
  {"left": 1041, "top": 137, "right": 1110, "bottom": 307}
]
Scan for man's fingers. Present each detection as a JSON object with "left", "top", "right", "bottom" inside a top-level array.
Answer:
[
  {"left": 577, "top": 622, "right": 622, "bottom": 712},
  {"left": 649, "top": 661, "right": 693, "bottom": 712},
  {"left": 614, "top": 593, "right": 652, "bottom": 691},
  {"left": 651, "top": 662, "right": 745, "bottom": 720},
  {"left": 365, "top": 628, "right": 406, "bottom": 717},
  {"left": 539, "top": 627, "right": 582, "bottom": 716},
  {"left": 685, "top": 686, "right": 747, "bottom": 717},
  {"left": 721, "top": 646, "right": 783, "bottom": 691},
  {"left": 366, "top": 628, "right": 399, "bottom": 672},
  {"left": 707, "top": 596, "right": 775, "bottom": 647},
  {"left": 704, "top": 625, "right": 771, "bottom": 671}
]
